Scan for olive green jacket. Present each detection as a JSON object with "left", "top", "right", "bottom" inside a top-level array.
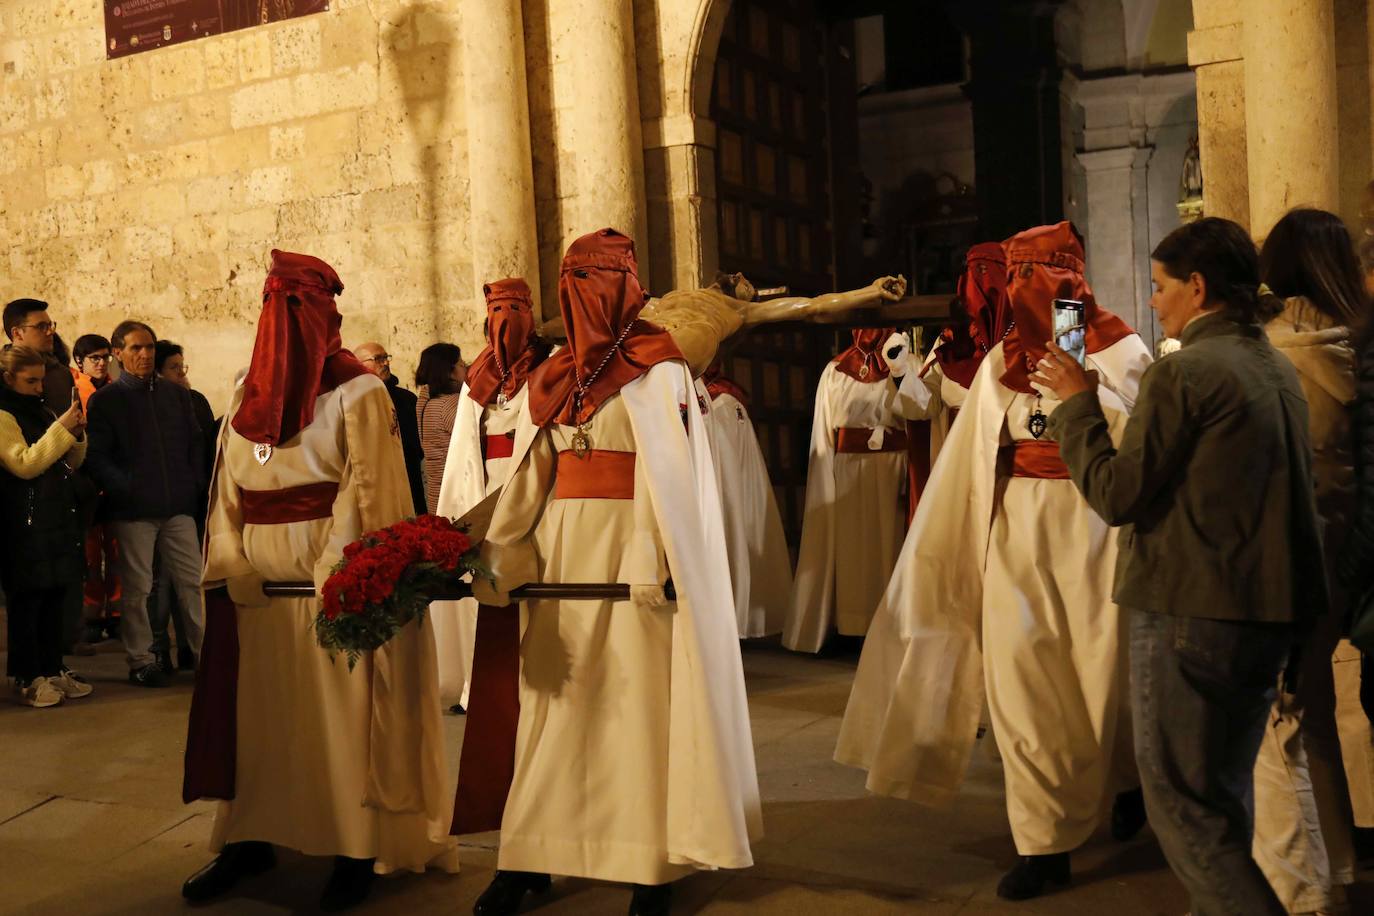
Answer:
[{"left": 1048, "top": 311, "right": 1328, "bottom": 623}]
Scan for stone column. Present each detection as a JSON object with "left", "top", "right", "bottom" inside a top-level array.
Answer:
[
  {"left": 1079, "top": 147, "right": 1146, "bottom": 330},
  {"left": 459, "top": 0, "right": 542, "bottom": 312},
  {"left": 1187, "top": 1, "right": 1248, "bottom": 228},
  {"left": 563, "top": 0, "right": 650, "bottom": 285},
  {"left": 1242, "top": 0, "right": 1339, "bottom": 236}
]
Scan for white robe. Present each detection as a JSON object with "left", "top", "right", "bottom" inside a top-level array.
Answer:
[
  {"left": 431, "top": 384, "right": 534, "bottom": 708},
  {"left": 480, "top": 361, "right": 761, "bottom": 883},
  {"left": 834, "top": 337, "right": 1151, "bottom": 855},
  {"left": 202, "top": 374, "right": 459, "bottom": 874},
  {"left": 890, "top": 348, "right": 972, "bottom": 464},
  {"left": 706, "top": 390, "right": 792, "bottom": 638},
  {"left": 783, "top": 363, "right": 907, "bottom": 652}
]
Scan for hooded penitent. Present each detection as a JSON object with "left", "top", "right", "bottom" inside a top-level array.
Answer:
[
  {"left": 466, "top": 278, "right": 548, "bottom": 408},
  {"left": 702, "top": 360, "right": 750, "bottom": 408},
  {"left": 527, "top": 228, "right": 682, "bottom": 427},
  {"left": 934, "top": 243, "right": 1013, "bottom": 389},
  {"left": 999, "top": 222, "right": 1133, "bottom": 394},
  {"left": 833, "top": 328, "right": 896, "bottom": 382},
  {"left": 230, "top": 250, "right": 367, "bottom": 445}
]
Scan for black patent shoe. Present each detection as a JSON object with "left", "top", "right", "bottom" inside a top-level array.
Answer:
[
  {"left": 181, "top": 841, "right": 276, "bottom": 902},
  {"left": 320, "top": 856, "right": 376, "bottom": 912},
  {"left": 628, "top": 882, "right": 672, "bottom": 916},
  {"left": 473, "top": 870, "right": 552, "bottom": 915},
  {"left": 995, "top": 852, "right": 1070, "bottom": 900},
  {"left": 1111, "top": 787, "right": 1147, "bottom": 841}
]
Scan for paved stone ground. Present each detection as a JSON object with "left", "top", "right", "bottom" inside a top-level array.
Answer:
[{"left": 1, "top": 637, "right": 1370, "bottom": 916}]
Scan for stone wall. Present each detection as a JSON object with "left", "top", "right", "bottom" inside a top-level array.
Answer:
[{"left": 0, "top": 0, "right": 478, "bottom": 413}]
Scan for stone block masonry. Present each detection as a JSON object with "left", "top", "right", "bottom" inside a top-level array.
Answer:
[{"left": 0, "top": 1, "right": 482, "bottom": 414}]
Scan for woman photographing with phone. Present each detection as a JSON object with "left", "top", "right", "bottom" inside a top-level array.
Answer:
[
  {"left": 0, "top": 345, "right": 95, "bottom": 708},
  {"left": 1035, "top": 216, "right": 1328, "bottom": 916}
]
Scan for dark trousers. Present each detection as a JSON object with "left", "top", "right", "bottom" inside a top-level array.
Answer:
[
  {"left": 5, "top": 587, "right": 66, "bottom": 683},
  {"left": 1129, "top": 609, "right": 1291, "bottom": 916}
]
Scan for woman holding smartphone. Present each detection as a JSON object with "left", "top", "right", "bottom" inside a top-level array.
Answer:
[
  {"left": 0, "top": 346, "right": 95, "bottom": 707},
  {"left": 1034, "top": 217, "right": 1327, "bottom": 916}
]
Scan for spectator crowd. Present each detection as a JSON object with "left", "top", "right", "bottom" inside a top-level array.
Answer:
[{"left": 0, "top": 296, "right": 464, "bottom": 705}]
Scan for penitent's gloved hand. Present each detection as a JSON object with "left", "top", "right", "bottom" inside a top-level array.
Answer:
[
  {"left": 630, "top": 585, "right": 669, "bottom": 609},
  {"left": 226, "top": 572, "right": 270, "bottom": 608},
  {"left": 882, "top": 331, "right": 918, "bottom": 378},
  {"left": 472, "top": 576, "right": 512, "bottom": 608}
]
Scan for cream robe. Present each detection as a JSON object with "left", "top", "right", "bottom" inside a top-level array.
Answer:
[
  {"left": 431, "top": 385, "right": 532, "bottom": 708},
  {"left": 481, "top": 361, "right": 761, "bottom": 884},
  {"left": 835, "top": 337, "right": 1151, "bottom": 855},
  {"left": 783, "top": 363, "right": 907, "bottom": 652},
  {"left": 890, "top": 349, "right": 972, "bottom": 466},
  {"left": 706, "top": 390, "right": 792, "bottom": 638},
  {"left": 202, "top": 374, "right": 459, "bottom": 874}
]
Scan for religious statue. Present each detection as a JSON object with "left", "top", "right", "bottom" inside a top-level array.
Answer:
[
  {"left": 1177, "top": 136, "right": 1204, "bottom": 224},
  {"left": 540, "top": 272, "right": 908, "bottom": 377}
]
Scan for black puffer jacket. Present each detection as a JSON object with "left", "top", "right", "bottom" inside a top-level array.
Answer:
[
  {"left": 0, "top": 385, "right": 87, "bottom": 591},
  {"left": 86, "top": 372, "right": 206, "bottom": 521},
  {"left": 1340, "top": 334, "right": 1374, "bottom": 589}
]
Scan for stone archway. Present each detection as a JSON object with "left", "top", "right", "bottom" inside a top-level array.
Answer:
[{"left": 638, "top": 0, "right": 733, "bottom": 291}]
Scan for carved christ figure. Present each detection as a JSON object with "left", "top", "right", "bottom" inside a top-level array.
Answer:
[{"left": 540, "top": 273, "right": 908, "bottom": 377}]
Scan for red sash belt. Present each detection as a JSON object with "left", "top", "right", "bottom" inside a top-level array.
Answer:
[
  {"left": 484, "top": 433, "right": 515, "bottom": 460},
  {"left": 835, "top": 427, "right": 909, "bottom": 454},
  {"left": 998, "top": 441, "right": 1072, "bottom": 480},
  {"left": 554, "top": 449, "right": 635, "bottom": 500},
  {"left": 240, "top": 482, "right": 339, "bottom": 524}
]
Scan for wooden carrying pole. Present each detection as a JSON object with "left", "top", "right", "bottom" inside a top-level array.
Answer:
[{"left": 262, "top": 581, "right": 677, "bottom": 601}]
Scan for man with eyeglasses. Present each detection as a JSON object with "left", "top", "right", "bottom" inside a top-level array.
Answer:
[
  {"left": 4, "top": 299, "right": 76, "bottom": 411},
  {"left": 72, "top": 334, "right": 113, "bottom": 410},
  {"left": 355, "top": 341, "right": 427, "bottom": 514}
]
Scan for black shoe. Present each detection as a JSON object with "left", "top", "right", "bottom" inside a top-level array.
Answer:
[
  {"left": 628, "top": 883, "right": 672, "bottom": 916},
  {"left": 154, "top": 647, "right": 176, "bottom": 677},
  {"left": 182, "top": 841, "right": 276, "bottom": 902},
  {"left": 319, "top": 856, "right": 375, "bottom": 912},
  {"left": 128, "top": 664, "right": 169, "bottom": 688},
  {"left": 996, "top": 853, "right": 1070, "bottom": 900},
  {"left": 178, "top": 648, "right": 197, "bottom": 672},
  {"left": 82, "top": 622, "right": 106, "bottom": 644},
  {"left": 473, "top": 870, "right": 552, "bottom": 915},
  {"left": 1111, "top": 787, "right": 1147, "bottom": 841},
  {"left": 449, "top": 703, "right": 467, "bottom": 715}
]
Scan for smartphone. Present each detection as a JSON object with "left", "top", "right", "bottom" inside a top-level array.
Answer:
[
  {"left": 71, "top": 386, "right": 82, "bottom": 412},
  {"left": 1052, "top": 299, "right": 1086, "bottom": 366}
]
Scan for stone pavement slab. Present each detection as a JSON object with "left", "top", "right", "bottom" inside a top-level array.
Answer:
[{"left": 0, "top": 639, "right": 1368, "bottom": 914}]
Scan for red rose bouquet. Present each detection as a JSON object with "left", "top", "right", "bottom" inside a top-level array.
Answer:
[{"left": 315, "top": 515, "right": 485, "bottom": 670}]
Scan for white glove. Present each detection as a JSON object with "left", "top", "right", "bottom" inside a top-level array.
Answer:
[
  {"left": 226, "top": 572, "right": 270, "bottom": 608},
  {"left": 630, "top": 584, "right": 668, "bottom": 609},
  {"left": 472, "top": 576, "right": 512, "bottom": 608},
  {"left": 882, "top": 331, "right": 918, "bottom": 378}
]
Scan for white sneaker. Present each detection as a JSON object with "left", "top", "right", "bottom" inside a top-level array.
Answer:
[
  {"left": 18, "top": 677, "right": 64, "bottom": 708},
  {"left": 49, "top": 670, "right": 93, "bottom": 699}
]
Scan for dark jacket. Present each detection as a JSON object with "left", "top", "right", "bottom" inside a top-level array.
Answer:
[
  {"left": 86, "top": 371, "right": 206, "bottom": 521},
  {"left": 0, "top": 385, "right": 87, "bottom": 591},
  {"left": 42, "top": 355, "right": 75, "bottom": 413},
  {"left": 385, "top": 375, "right": 427, "bottom": 514},
  {"left": 1049, "top": 310, "right": 1328, "bottom": 624},
  {"left": 1340, "top": 328, "right": 1374, "bottom": 591}
]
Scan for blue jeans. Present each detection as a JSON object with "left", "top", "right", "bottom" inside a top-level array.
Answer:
[{"left": 1129, "top": 609, "right": 1290, "bottom": 916}]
